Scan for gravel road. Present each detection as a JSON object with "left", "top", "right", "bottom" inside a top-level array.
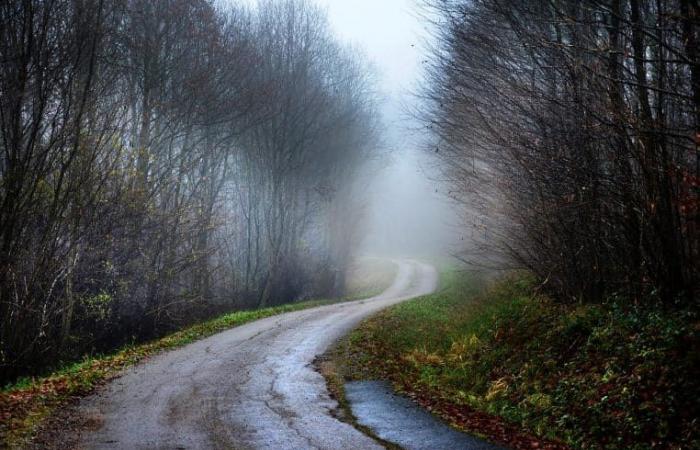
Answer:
[{"left": 71, "top": 259, "right": 437, "bottom": 449}]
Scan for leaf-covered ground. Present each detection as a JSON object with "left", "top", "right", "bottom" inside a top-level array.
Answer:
[{"left": 331, "top": 270, "right": 699, "bottom": 450}]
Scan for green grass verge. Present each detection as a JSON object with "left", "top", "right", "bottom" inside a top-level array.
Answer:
[
  {"left": 335, "top": 269, "right": 699, "bottom": 450},
  {"left": 0, "top": 258, "right": 398, "bottom": 448}
]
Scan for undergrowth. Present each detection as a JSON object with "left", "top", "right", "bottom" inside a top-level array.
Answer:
[{"left": 339, "top": 270, "right": 699, "bottom": 450}]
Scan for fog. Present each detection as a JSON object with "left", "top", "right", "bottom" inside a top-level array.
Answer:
[
  {"left": 358, "top": 148, "right": 462, "bottom": 258},
  {"left": 311, "top": 0, "right": 464, "bottom": 260},
  {"left": 230, "top": 0, "right": 464, "bottom": 259}
]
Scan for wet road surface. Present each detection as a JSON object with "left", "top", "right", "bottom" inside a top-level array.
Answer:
[
  {"left": 73, "top": 259, "right": 437, "bottom": 449},
  {"left": 345, "top": 381, "right": 504, "bottom": 450}
]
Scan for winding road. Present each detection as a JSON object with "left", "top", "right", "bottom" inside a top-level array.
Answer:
[{"left": 73, "top": 259, "right": 438, "bottom": 449}]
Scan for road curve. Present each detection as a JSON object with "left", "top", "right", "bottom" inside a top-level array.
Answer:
[{"left": 74, "top": 259, "right": 438, "bottom": 449}]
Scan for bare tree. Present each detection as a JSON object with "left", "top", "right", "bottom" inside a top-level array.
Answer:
[
  {"left": 423, "top": 0, "right": 698, "bottom": 303},
  {"left": 0, "top": 0, "right": 379, "bottom": 384}
]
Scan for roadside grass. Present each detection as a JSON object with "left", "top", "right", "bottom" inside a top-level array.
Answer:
[
  {"left": 0, "top": 258, "right": 397, "bottom": 448},
  {"left": 332, "top": 269, "right": 700, "bottom": 450}
]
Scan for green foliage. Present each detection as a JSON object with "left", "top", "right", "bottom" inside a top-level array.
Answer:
[{"left": 341, "top": 270, "right": 699, "bottom": 449}]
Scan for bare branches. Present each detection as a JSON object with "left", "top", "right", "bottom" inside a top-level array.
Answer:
[
  {"left": 423, "top": 0, "right": 698, "bottom": 303},
  {"left": 0, "top": 0, "right": 379, "bottom": 383}
]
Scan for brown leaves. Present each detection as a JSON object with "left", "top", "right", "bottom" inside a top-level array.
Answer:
[{"left": 405, "top": 386, "right": 569, "bottom": 450}]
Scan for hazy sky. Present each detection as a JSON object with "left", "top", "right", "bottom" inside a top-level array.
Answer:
[
  {"left": 316, "top": 0, "right": 426, "bottom": 97},
  {"left": 315, "top": 0, "right": 431, "bottom": 148},
  {"left": 312, "top": 0, "right": 461, "bottom": 257}
]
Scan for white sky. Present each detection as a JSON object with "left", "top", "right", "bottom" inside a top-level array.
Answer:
[
  {"left": 316, "top": 0, "right": 426, "bottom": 97},
  {"left": 316, "top": 0, "right": 432, "bottom": 150},
  {"left": 314, "top": 0, "right": 461, "bottom": 257}
]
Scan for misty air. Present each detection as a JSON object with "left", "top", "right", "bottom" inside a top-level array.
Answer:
[{"left": 0, "top": 1, "right": 697, "bottom": 449}]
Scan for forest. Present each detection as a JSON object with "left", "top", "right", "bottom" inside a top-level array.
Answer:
[
  {"left": 0, "top": 0, "right": 379, "bottom": 384},
  {"left": 425, "top": 0, "right": 699, "bottom": 306},
  {"left": 326, "top": 3, "right": 699, "bottom": 447},
  {"left": 1, "top": 0, "right": 698, "bottom": 448}
]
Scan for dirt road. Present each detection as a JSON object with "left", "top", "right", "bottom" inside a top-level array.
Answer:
[{"left": 72, "top": 259, "right": 437, "bottom": 449}]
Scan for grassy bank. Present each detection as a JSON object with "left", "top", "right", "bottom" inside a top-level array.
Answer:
[
  {"left": 0, "top": 258, "right": 397, "bottom": 448},
  {"left": 332, "top": 270, "right": 699, "bottom": 450}
]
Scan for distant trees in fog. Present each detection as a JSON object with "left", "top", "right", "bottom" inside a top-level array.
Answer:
[
  {"left": 0, "top": 0, "right": 378, "bottom": 382},
  {"left": 424, "top": 0, "right": 698, "bottom": 303}
]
